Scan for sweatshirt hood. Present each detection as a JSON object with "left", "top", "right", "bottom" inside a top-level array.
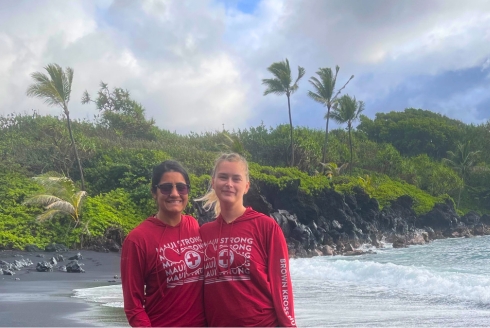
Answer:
[
  {"left": 216, "top": 207, "right": 260, "bottom": 225},
  {"left": 147, "top": 215, "right": 183, "bottom": 228}
]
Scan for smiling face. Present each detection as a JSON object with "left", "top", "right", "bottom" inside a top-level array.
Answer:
[
  {"left": 212, "top": 160, "right": 250, "bottom": 207},
  {"left": 152, "top": 171, "right": 188, "bottom": 217}
]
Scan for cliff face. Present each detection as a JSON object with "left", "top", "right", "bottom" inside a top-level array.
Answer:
[{"left": 195, "top": 181, "right": 490, "bottom": 257}]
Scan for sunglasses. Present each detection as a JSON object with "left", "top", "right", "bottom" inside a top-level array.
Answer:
[{"left": 155, "top": 183, "right": 190, "bottom": 195}]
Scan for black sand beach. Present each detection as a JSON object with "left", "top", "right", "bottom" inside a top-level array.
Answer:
[{"left": 0, "top": 250, "right": 127, "bottom": 327}]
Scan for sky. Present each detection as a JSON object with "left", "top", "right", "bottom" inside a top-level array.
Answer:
[{"left": 1, "top": 0, "right": 489, "bottom": 134}]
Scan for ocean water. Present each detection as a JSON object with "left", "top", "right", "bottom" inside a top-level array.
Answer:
[{"left": 72, "top": 235, "right": 490, "bottom": 327}]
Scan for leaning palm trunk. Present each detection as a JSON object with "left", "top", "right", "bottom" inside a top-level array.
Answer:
[
  {"left": 457, "top": 178, "right": 464, "bottom": 210},
  {"left": 64, "top": 109, "right": 85, "bottom": 191},
  {"left": 287, "top": 93, "right": 294, "bottom": 166},
  {"left": 348, "top": 124, "right": 353, "bottom": 174},
  {"left": 323, "top": 105, "right": 331, "bottom": 164}
]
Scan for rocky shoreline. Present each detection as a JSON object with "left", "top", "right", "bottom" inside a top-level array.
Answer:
[
  {"left": 3, "top": 184, "right": 489, "bottom": 261},
  {"left": 196, "top": 183, "right": 490, "bottom": 258}
]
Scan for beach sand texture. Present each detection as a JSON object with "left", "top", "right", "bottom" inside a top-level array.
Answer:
[{"left": 0, "top": 250, "right": 126, "bottom": 327}]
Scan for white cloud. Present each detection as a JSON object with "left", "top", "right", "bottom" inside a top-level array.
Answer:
[{"left": 0, "top": 0, "right": 489, "bottom": 134}]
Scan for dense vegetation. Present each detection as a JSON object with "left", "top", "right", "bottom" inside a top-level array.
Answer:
[
  {"left": 1, "top": 65, "right": 489, "bottom": 250},
  {"left": 1, "top": 106, "right": 489, "bottom": 250}
]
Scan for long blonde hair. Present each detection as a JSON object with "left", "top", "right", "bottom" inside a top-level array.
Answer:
[{"left": 196, "top": 153, "right": 249, "bottom": 217}]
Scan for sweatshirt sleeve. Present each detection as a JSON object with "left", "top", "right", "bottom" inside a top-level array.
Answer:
[
  {"left": 267, "top": 223, "right": 297, "bottom": 327},
  {"left": 121, "top": 238, "right": 152, "bottom": 327}
]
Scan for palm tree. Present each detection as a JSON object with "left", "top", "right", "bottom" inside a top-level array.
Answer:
[
  {"left": 26, "top": 64, "right": 85, "bottom": 190},
  {"left": 319, "top": 162, "right": 349, "bottom": 179},
  {"left": 330, "top": 95, "right": 365, "bottom": 172},
  {"left": 23, "top": 175, "right": 87, "bottom": 228},
  {"left": 443, "top": 141, "right": 481, "bottom": 209},
  {"left": 262, "top": 59, "right": 305, "bottom": 166},
  {"left": 308, "top": 66, "right": 354, "bottom": 163}
]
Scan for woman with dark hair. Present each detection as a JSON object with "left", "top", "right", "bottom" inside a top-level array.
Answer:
[
  {"left": 121, "top": 160, "right": 205, "bottom": 327},
  {"left": 197, "top": 153, "right": 296, "bottom": 327}
]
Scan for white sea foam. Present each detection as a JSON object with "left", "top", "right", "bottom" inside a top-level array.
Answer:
[
  {"left": 72, "top": 284, "right": 124, "bottom": 308},
  {"left": 290, "top": 257, "right": 490, "bottom": 306},
  {"left": 71, "top": 236, "right": 490, "bottom": 327}
]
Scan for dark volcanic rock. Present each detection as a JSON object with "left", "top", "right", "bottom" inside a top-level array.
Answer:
[
  {"left": 392, "top": 236, "right": 408, "bottom": 248},
  {"left": 473, "top": 223, "right": 486, "bottom": 236},
  {"left": 192, "top": 177, "right": 480, "bottom": 258},
  {"left": 24, "top": 244, "right": 42, "bottom": 252},
  {"left": 85, "top": 227, "right": 123, "bottom": 253},
  {"left": 244, "top": 182, "right": 274, "bottom": 216},
  {"left": 481, "top": 214, "right": 490, "bottom": 225},
  {"left": 45, "top": 243, "right": 69, "bottom": 252},
  {"left": 461, "top": 211, "right": 480, "bottom": 226},
  {"left": 106, "top": 239, "right": 120, "bottom": 252},
  {"left": 416, "top": 199, "right": 459, "bottom": 231},
  {"left": 379, "top": 195, "right": 417, "bottom": 233},
  {"left": 66, "top": 260, "right": 85, "bottom": 273},
  {"left": 193, "top": 200, "right": 216, "bottom": 226},
  {"left": 36, "top": 261, "right": 53, "bottom": 272},
  {"left": 68, "top": 252, "right": 83, "bottom": 261}
]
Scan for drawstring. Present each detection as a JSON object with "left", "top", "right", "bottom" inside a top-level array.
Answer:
[
  {"left": 178, "top": 219, "right": 183, "bottom": 283},
  {"left": 229, "top": 221, "right": 234, "bottom": 281},
  {"left": 155, "top": 223, "right": 167, "bottom": 299},
  {"left": 216, "top": 217, "right": 223, "bottom": 277},
  {"left": 179, "top": 220, "right": 182, "bottom": 255}
]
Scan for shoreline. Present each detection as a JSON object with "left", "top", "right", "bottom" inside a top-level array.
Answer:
[{"left": 0, "top": 249, "right": 126, "bottom": 327}]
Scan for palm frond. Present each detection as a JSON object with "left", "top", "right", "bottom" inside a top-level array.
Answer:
[
  {"left": 26, "top": 72, "right": 63, "bottom": 107},
  {"left": 307, "top": 90, "right": 325, "bottom": 104},
  {"left": 37, "top": 209, "right": 64, "bottom": 222},
  {"left": 72, "top": 191, "right": 88, "bottom": 219},
  {"left": 26, "top": 64, "right": 74, "bottom": 115},
  {"left": 262, "top": 78, "right": 286, "bottom": 96},
  {"left": 46, "top": 200, "right": 75, "bottom": 215},
  {"left": 294, "top": 66, "right": 306, "bottom": 86},
  {"left": 23, "top": 194, "right": 64, "bottom": 207},
  {"left": 307, "top": 67, "right": 339, "bottom": 107}
]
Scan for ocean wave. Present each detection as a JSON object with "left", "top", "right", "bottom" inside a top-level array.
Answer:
[
  {"left": 290, "top": 257, "right": 490, "bottom": 307},
  {"left": 73, "top": 284, "right": 124, "bottom": 308}
]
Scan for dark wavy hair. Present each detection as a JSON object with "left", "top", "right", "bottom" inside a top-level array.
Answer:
[{"left": 151, "top": 160, "right": 191, "bottom": 194}]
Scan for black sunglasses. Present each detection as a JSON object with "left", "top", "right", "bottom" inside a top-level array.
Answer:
[{"left": 155, "top": 183, "right": 190, "bottom": 195}]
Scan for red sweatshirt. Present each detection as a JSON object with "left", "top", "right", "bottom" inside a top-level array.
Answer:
[
  {"left": 120, "top": 215, "right": 206, "bottom": 327},
  {"left": 200, "top": 208, "right": 296, "bottom": 327}
]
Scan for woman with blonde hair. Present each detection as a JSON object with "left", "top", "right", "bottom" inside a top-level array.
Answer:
[{"left": 197, "top": 153, "right": 296, "bottom": 327}]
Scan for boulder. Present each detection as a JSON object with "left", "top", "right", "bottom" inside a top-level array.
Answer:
[
  {"left": 68, "top": 252, "right": 83, "bottom": 261},
  {"left": 318, "top": 245, "right": 334, "bottom": 256},
  {"left": 36, "top": 261, "right": 53, "bottom": 272},
  {"left": 473, "top": 223, "right": 486, "bottom": 236},
  {"left": 66, "top": 260, "right": 85, "bottom": 273},
  {"left": 392, "top": 236, "right": 407, "bottom": 248},
  {"left": 308, "top": 249, "right": 323, "bottom": 257}
]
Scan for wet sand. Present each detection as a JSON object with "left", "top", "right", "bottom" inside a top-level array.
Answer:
[{"left": 0, "top": 250, "right": 127, "bottom": 327}]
